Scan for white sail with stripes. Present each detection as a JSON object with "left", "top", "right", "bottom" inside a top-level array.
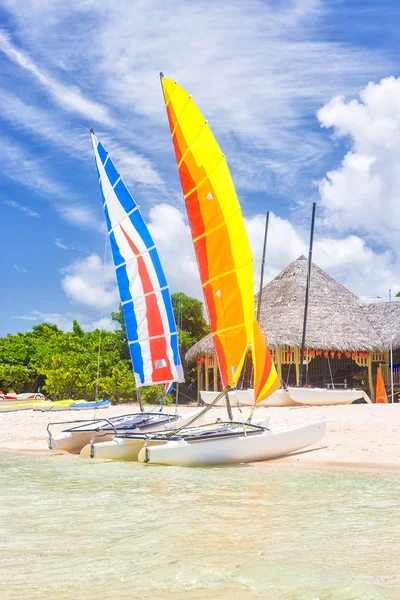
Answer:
[{"left": 90, "top": 131, "right": 184, "bottom": 388}]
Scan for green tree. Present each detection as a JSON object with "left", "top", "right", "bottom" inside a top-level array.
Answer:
[{"left": 171, "top": 292, "right": 209, "bottom": 399}]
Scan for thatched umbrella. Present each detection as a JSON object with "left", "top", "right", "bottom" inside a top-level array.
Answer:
[{"left": 186, "top": 256, "right": 384, "bottom": 362}]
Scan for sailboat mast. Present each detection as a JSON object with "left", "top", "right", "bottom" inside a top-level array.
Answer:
[
  {"left": 299, "top": 202, "right": 316, "bottom": 387},
  {"left": 257, "top": 212, "right": 270, "bottom": 322},
  {"left": 389, "top": 289, "right": 394, "bottom": 403},
  {"left": 137, "top": 387, "right": 144, "bottom": 412}
]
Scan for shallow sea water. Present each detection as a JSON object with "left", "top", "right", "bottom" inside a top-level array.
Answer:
[{"left": 0, "top": 453, "right": 399, "bottom": 600}]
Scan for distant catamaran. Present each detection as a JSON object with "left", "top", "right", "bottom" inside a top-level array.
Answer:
[{"left": 48, "top": 132, "right": 203, "bottom": 454}]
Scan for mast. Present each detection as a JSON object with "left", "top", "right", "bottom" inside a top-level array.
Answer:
[
  {"left": 299, "top": 202, "right": 316, "bottom": 387},
  {"left": 137, "top": 387, "right": 144, "bottom": 412},
  {"left": 256, "top": 212, "right": 270, "bottom": 322},
  {"left": 389, "top": 289, "right": 394, "bottom": 403}
]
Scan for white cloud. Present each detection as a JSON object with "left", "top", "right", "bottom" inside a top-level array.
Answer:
[
  {"left": 147, "top": 203, "right": 201, "bottom": 298},
  {"left": 5, "top": 199, "right": 39, "bottom": 217},
  {"left": 0, "top": 0, "right": 392, "bottom": 188},
  {"left": 0, "top": 29, "right": 113, "bottom": 125},
  {"left": 13, "top": 264, "right": 28, "bottom": 273},
  {"left": 318, "top": 76, "right": 400, "bottom": 250},
  {"left": 61, "top": 253, "right": 119, "bottom": 310},
  {"left": 13, "top": 315, "right": 36, "bottom": 321},
  {"left": 55, "top": 239, "right": 68, "bottom": 250}
]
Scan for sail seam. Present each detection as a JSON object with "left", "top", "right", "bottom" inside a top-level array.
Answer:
[
  {"left": 211, "top": 319, "right": 254, "bottom": 337},
  {"left": 171, "top": 95, "right": 193, "bottom": 138},
  {"left": 194, "top": 206, "right": 242, "bottom": 243},
  {"left": 115, "top": 245, "right": 157, "bottom": 269},
  {"left": 201, "top": 259, "right": 253, "bottom": 288},
  {"left": 183, "top": 155, "right": 225, "bottom": 198},
  {"left": 121, "top": 285, "right": 169, "bottom": 303},
  {"left": 177, "top": 119, "right": 208, "bottom": 168},
  {"left": 129, "top": 332, "right": 178, "bottom": 344},
  {"left": 108, "top": 206, "right": 139, "bottom": 234},
  {"left": 102, "top": 176, "right": 122, "bottom": 205}
]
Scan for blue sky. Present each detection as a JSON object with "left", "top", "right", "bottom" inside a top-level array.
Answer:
[{"left": 2, "top": 0, "right": 400, "bottom": 336}]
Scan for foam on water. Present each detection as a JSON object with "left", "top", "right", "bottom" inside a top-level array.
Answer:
[{"left": 0, "top": 453, "right": 399, "bottom": 599}]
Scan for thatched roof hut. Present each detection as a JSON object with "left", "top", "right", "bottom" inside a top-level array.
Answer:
[
  {"left": 186, "top": 256, "right": 385, "bottom": 362},
  {"left": 363, "top": 301, "right": 400, "bottom": 351}
]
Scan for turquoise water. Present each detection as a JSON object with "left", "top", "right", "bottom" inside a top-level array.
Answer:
[{"left": 0, "top": 454, "right": 399, "bottom": 600}]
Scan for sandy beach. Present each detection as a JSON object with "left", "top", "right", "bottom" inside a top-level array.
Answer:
[{"left": 0, "top": 403, "right": 399, "bottom": 470}]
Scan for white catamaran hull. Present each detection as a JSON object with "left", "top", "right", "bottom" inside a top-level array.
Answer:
[
  {"left": 200, "top": 389, "right": 298, "bottom": 407},
  {"left": 287, "top": 387, "right": 371, "bottom": 406},
  {"left": 68, "top": 407, "right": 205, "bottom": 456},
  {"left": 137, "top": 420, "right": 327, "bottom": 467}
]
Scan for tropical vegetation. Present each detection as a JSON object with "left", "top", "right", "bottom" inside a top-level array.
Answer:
[{"left": 0, "top": 293, "right": 209, "bottom": 403}]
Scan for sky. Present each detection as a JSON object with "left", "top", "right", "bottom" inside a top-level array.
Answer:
[{"left": 2, "top": 0, "right": 400, "bottom": 336}]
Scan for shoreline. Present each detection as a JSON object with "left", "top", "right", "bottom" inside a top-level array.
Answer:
[{"left": 0, "top": 403, "right": 399, "bottom": 471}]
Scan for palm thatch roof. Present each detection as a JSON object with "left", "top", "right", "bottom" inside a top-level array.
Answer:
[
  {"left": 185, "top": 256, "right": 385, "bottom": 362},
  {"left": 363, "top": 301, "right": 400, "bottom": 351}
]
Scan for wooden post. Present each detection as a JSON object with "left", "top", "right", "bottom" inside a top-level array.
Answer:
[
  {"left": 276, "top": 347, "right": 282, "bottom": 379},
  {"left": 367, "top": 354, "right": 374, "bottom": 402},
  {"left": 197, "top": 364, "right": 201, "bottom": 405},
  {"left": 294, "top": 347, "right": 300, "bottom": 386},
  {"left": 213, "top": 355, "right": 218, "bottom": 391},
  {"left": 205, "top": 353, "right": 209, "bottom": 391}
]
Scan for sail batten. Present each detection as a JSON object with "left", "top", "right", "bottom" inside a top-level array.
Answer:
[{"left": 91, "top": 131, "right": 184, "bottom": 388}]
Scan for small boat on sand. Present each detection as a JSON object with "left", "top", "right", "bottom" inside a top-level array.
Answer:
[
  {"left": 51, "top": 407, "right": 204, "bottom": 453},
  {"left": 37, "top": 399, "right": 111, "bottom": 412},
  {"left": 201, "top": 388, "right": 298, "bottom": 407},
  {"left": 287, "top": 387, "right": 371, "bottom": 406}
]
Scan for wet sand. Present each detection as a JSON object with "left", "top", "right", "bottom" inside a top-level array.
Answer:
[{"left": 0, "top": 403, "right": 399, "bottom": 469}]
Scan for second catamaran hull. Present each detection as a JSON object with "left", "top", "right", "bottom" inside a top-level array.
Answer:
[
  {"left": 200, "top": 389, "right": 298, "bottom": 407},
  {"left": 137, "top": 420, "right": 327, "bottom": 467},
  {"left": 74, "top": 407, "right": 205, "bottom": 457},
  {"left": 287, "top": 387, "right": 371, "bottom": 406}
]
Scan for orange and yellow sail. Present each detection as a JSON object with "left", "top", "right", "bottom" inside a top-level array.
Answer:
[{"left": 160, "top": 74, "right": 278, "bottom": 402}]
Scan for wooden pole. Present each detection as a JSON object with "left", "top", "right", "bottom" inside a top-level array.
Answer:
[
  {"left": 205, "top": 354, "right": 209, "bottom": 391},
  {"left": 299, "top": 202, "right": 316, "bottom": 387},
  {"left": 213, "top": 356, "right": 218, "bottom": 391},
  {"left": 295, "top": 347, "right": 300, "bottom": 386},
  {"left": 367, "top": 354, "right": 374, "bottom": 402},
  {"left": 389, "top": 289, "right": 394, "bottom": 403}
]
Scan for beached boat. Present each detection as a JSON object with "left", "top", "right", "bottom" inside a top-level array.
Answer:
[
  {"left": 97, "top": 75, "right": 326, "bottom": 467},
  {"left": 137, "top": 420, "right": 326, "bottom": 466},
  {"left": 17, "top": 392, "right": 45, "bottom": 401},
  {"left": 52, "top": 407, "right": 204, "bottom": 454},
  {"left": 0, "top": 402, "right": 36, "bottom": 413},
  {"left": 287, "top": 387, "right": 371, "bottom": 406},
  {"left": 200, "top": 389, "right": 298, "bottom": 407},
  {"left": 37, "top": 399, "right": 111, "bottom": 412},
  {"left": 50, "top": 132, "right": 203, "bottom": 454}
]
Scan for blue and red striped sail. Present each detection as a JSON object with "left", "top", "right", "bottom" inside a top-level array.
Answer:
[{"left": 91, "top": 131, "right": 184, "bottom": 388}]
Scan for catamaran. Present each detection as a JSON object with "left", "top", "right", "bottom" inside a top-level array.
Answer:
[
  {"left": 81, "top": 75, "right": 326, "bottom": 465},
  {"left": 48, "top": 132, "right": 203, "bottom": 454}
]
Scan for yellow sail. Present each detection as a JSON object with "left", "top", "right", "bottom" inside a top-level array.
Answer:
[{"left": 161, "top": 75, "right": 254, "bottom": 387}]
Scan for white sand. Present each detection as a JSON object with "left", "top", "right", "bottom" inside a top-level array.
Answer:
[{"left": 0, "top": 403, "right": 399, "bottom": 469}]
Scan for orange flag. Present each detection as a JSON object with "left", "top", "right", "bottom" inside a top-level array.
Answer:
[{"left": 375, "top": 367, "right": 388, "bottom": 403}]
